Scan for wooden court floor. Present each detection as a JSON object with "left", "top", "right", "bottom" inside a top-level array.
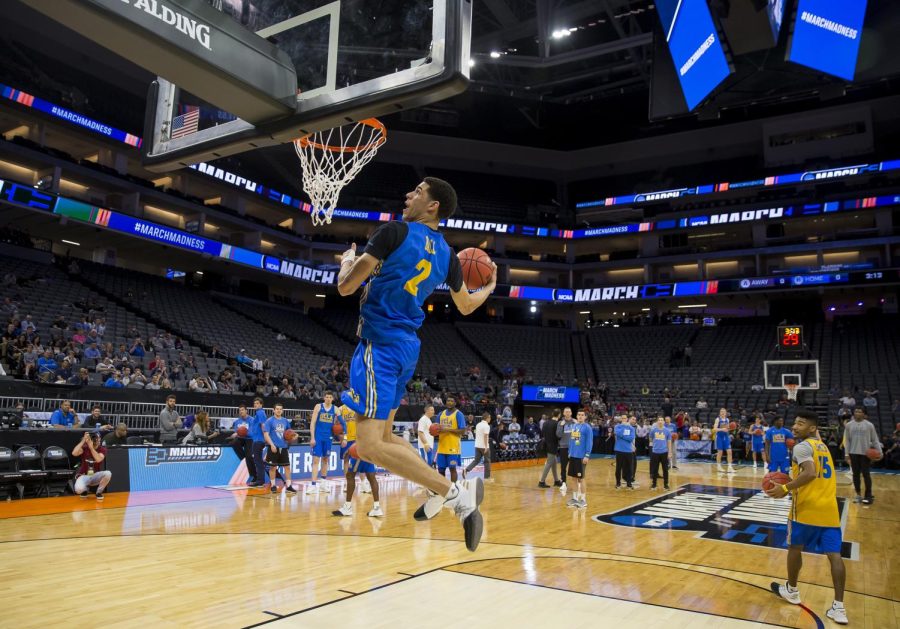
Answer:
[{"left": 0, "top": 459, "right": 897, "bottom": 628}]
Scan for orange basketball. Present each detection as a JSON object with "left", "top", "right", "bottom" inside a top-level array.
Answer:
[
  {"left": 284, "top": 429, "right": 297, "bottom": 443},
  {"left": 428, "top": 423, "right": 442, "bottom": 437},
  {"left": 236, "top": 425, "right": 249, "bottom": 437},
  {"left": 348, "top": 443, "right": 359, "bottom": 459},
  {"left": 690, "top": 434, "right": 700, "bottom": 441},
  {"left": 729, "top": 421, "right": 737, "bottom": 431},
  {"left": 786, "top": 438, "right": 795, "bottom": 448},
  {"left": 458, "top": 247, "right": 493, "bottom": 289},
  {"left": 866, "top": 447, "right": 882, "bottom": 461},
  {"left": 332, "top": 422, "right": 344, "bottom": 437},
  {"left": 762, "top": 471, "right": 791, "bottom": 492}
]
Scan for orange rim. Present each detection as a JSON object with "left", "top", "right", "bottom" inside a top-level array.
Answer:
[{"left": 294, "top": 118, "right": 387, "bottom": 153}]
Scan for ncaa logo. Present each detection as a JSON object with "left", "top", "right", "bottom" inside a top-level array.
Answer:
[{"left": 593, "top": 484, "right": 857, "bottom": 559}]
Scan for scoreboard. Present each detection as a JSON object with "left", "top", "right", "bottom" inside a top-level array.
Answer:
[{"left": 777, "top": 325, "right": 804, "bottom": 350}]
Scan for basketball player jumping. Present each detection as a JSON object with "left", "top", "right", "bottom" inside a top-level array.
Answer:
[
  {"left": 766, "top": 409, "right": 848, "bottom": 625},
  {"left": 336, "top": 178, "right": 496, "bottom": 551}
]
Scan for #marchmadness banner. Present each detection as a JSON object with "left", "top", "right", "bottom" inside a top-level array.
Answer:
[{"left": 127, "top": 442, "right": 477, "bottom": 491}]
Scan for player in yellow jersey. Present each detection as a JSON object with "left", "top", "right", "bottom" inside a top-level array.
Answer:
[
  {"left": 765, "top": 410, "right": 848, "bottom": 625},
  {"left": 435, "top": 396, "right": 467, "bottom": 482},
  {"left": 334, "top": 404, "right": 382, "bottom": 517}
]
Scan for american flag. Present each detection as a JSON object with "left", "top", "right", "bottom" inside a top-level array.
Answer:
[{"left": 171, "top": 106, "right": 199, "bottom": 139}]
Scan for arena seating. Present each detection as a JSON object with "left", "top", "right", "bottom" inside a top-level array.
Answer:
[
  {"left": 77, "top": 263, "right": 334, "bottom": 391},
  {"left": 456, "top": 322, "right": 577, "bottom": 384}
]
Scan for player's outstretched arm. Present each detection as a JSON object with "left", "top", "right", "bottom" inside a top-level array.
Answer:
[
  {"left": 450, "top": 262, "right": 497, "bottom": 315},
  {"left": 337, "top": 243, "right": 380, "bottom": 296}
]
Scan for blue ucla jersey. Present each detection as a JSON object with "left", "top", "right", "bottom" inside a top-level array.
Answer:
[
  {"left": 358, "top": 221, "right": 457, "bottom": 344},
  {"left": 250, "top": 409, "right": 267, "bottom": 442},
  {"left": 650, "top": 426, "right": 672, "bottom": 454},
  {"left": 766, "top": 427, "right": 791, "bottom": 459},
  {"left": 716, "top": 417, "right": 730, "bottom": 430},
  {"left": 265, "top": 416, "right": 291, "bottom": 448},
  {"left": 315, "top": 404, "right": 338, "bottom": 439}
]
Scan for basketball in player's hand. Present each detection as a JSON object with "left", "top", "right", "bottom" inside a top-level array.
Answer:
[
  {"left": 284, "top": 429, "right": 297, "bottom": 443},
  {"left": 348, "top": 443, "right": 359, "bottom": 459},
  {"left": 332, "top": 423, "right": 344, "bottom": 437},
  {"left": 429, "top": 423, "right": 442, "bottom": 437},
  {"left": 786, "top": 438, "right": 795, "bottom": 448},
  {"left": 458, "top": 247, "right": 493, "bottom": 289},
  {"left": 762, "top": 471, "right": 791, "bottom": 492},
  {"left": 866, "top": 447, "right": 882, "bottom": 461},
  {"left": 236, "top": 425, "right": 249, "bottom": 437}
]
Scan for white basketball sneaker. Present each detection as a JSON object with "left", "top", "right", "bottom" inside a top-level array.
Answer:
[{"left": 825, "top": 602, "right": 848, "bottom": 625}]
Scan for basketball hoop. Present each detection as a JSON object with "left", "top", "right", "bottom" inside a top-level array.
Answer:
[
  {"left": 293, "top": 118, "right": 386, "bottom": 226},
  {"left": 784, "top": 384, "right": 799, "bottom": 401}
]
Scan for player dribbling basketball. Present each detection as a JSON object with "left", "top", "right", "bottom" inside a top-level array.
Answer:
[
  {"left": 766, "top": 410, "right": 848, "bottom": 625},
  {"left": 335, "top": 177, "right": 496, "bottom": 551}
]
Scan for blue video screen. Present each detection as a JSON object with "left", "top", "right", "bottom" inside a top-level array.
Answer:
[
  {"left": 655, "top": 0, "right": 733, "bottom": 110},
  {"left": 521, "top": 386, "right": 581, "bottom": 404},
  {"left": 787, "top": 0, "right": 868, "bottom": 80}
]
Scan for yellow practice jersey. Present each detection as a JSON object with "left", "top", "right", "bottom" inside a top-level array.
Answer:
[
  {"left": 341, "top": 406, "right": 357, "bottom": 441},
  {"left": 790, "top": 438, "right": 840, "bottom": 527},
  {"left": 436, "top": 409, "right": 464, "bottom": 455}
]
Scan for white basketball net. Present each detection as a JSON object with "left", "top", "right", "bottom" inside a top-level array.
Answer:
[
  {"left": 785, "top": 384, "right": 799, "bottom": 401},
  {"left": 293, "top": 118, "right": 386, "bottom": 226}
]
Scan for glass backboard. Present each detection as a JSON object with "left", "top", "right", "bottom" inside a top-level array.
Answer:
[
  {"left": 763, "top": 360, "right": 820, "bottom": 390},
  {"left": 144, "top": 0, "right": 471, "bottom": 171}
]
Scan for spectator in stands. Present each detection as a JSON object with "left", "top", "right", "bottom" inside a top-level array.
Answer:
[
  {"left": 37, "top": 349, "right": 58, "bottom": 381},
  {"left": 20, "top": 314, "right": 36, "bottom": 335},
  {"left": 508, "top": 417, "right": 521, "bottom": 436},
  {"left": 158, "top": 394, "right": 182, "bottom": 444},
  {"left": 104, "top": 371, "right": 125, "bottom": 388},
  {"left": 131, "top": 368, "right": 148, "bottom": 388},
  {"left": 86, "top": 406, "right": 113, "bottom": 431},
  {"left": 84, "top": 342, "right": 101, "bottom": 360},
  {"left": 189, "top": 374, "right": 207, "bottom": 392},
  {"left": 523, "top": 416, "right": 540, "bottom": 438},
  {"left": 50, "top": 400, "right": 79, "bottom": 429},
  {"left": 120, "top": 367, "right": 134, "bottom": 387},
  {"left": 55, "top": 358, "right": 74, "bottom": 383},
  {"left": 72, "top": 432, "right": 111, "bottom": 501},
  {"left": 701, "top": 424, "right": 712, "bottom": 440},
  {"left": 129, "top": 337, "right": 146, "bottom": 357},
  {"left": 71, "top": 326, "right": 86, "bottom": 346},
  {"left": 840, "top": 391, "right": 857, "bottom": 409},
  {"left": 183, "top": 410, "right": 219, "bottom": 444},
  {"left": 862, "top": 392, "right": 877, "bottom": 410},
  {"left": 0, "top": 297, "right": 18, "bottom": 315},
  {"left": 695, "top": 397, "right": 709, "bottom": 411},
  {"left": 96, "top": 355, "right": 115, "bottom": 377},
  {"left": 280, "top": 384, "right": 296, "bottom": 399},
  {"left": 145, "top": 374, "right": 162, "bottom": 390},
  {"left": 68, "top": 366, "right": 90, "bottom": 386},
  {"left": 102, "top": 423, "right": 129, "bottom": 447},
  {"left": 883, "top": 427, "right": 900, "bottom": 469},
  {"left": 661, "top": 397, "right": 674, "bottom": 418}
]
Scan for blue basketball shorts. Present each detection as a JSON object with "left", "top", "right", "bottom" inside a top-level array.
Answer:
[
  {"left": 419, "top": 447, "right": 435, "bottom": 466},
  {"left": 312, "top": 439, "right": 332, "bottom": 458},
  {"left": 347, "top": 455, "right": 376, "bottom": 475},
  {"left": 752, "top": 440, "right": 765, "bottom": 453},
  {"left": 788, "top": 520, "right": 842, "bottom": 554},
  {"left": 436, "top": 453, "right": 461, "bottom": 471},
  {"left": 768, "top": 458, "right": 790, "bottom": 474},
  {"left": 342, "top": 338, "right": 420, "bottom": 420},
  {"left": 715, "top": 432, "right": 731, "bottom": 451}
]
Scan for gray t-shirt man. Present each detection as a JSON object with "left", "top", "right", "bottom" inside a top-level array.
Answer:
[
  {"left": 843, "top": 418, "right": 881, "bottom": 456},
  {"left": 158, "top": 406, "right": 182, "bottom": 443}
]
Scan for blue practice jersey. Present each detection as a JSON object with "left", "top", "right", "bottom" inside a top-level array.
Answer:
[
  {"left": 650, "top": 425, "right": 673, "bottom": 454},
  {"left": 569, "top": 423, "right": 594, "bottom": 458},
  {"left": 358, "top": 221, "right": 463, "bottom": 344},
  {"left": 264, "top": 416, "right": 291, "bottom": 449},
  {"left": 766, "top": 427, "right": 792, "bottom": 459},
  {"left": 614, "top": 423, "right": 635, "bottom": 453},
  {"left": 314, "top": 403, "right": 342, "bottom": 440},
  {"left": 250, "top": 409, "right": 267, "bottom": 442}
]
